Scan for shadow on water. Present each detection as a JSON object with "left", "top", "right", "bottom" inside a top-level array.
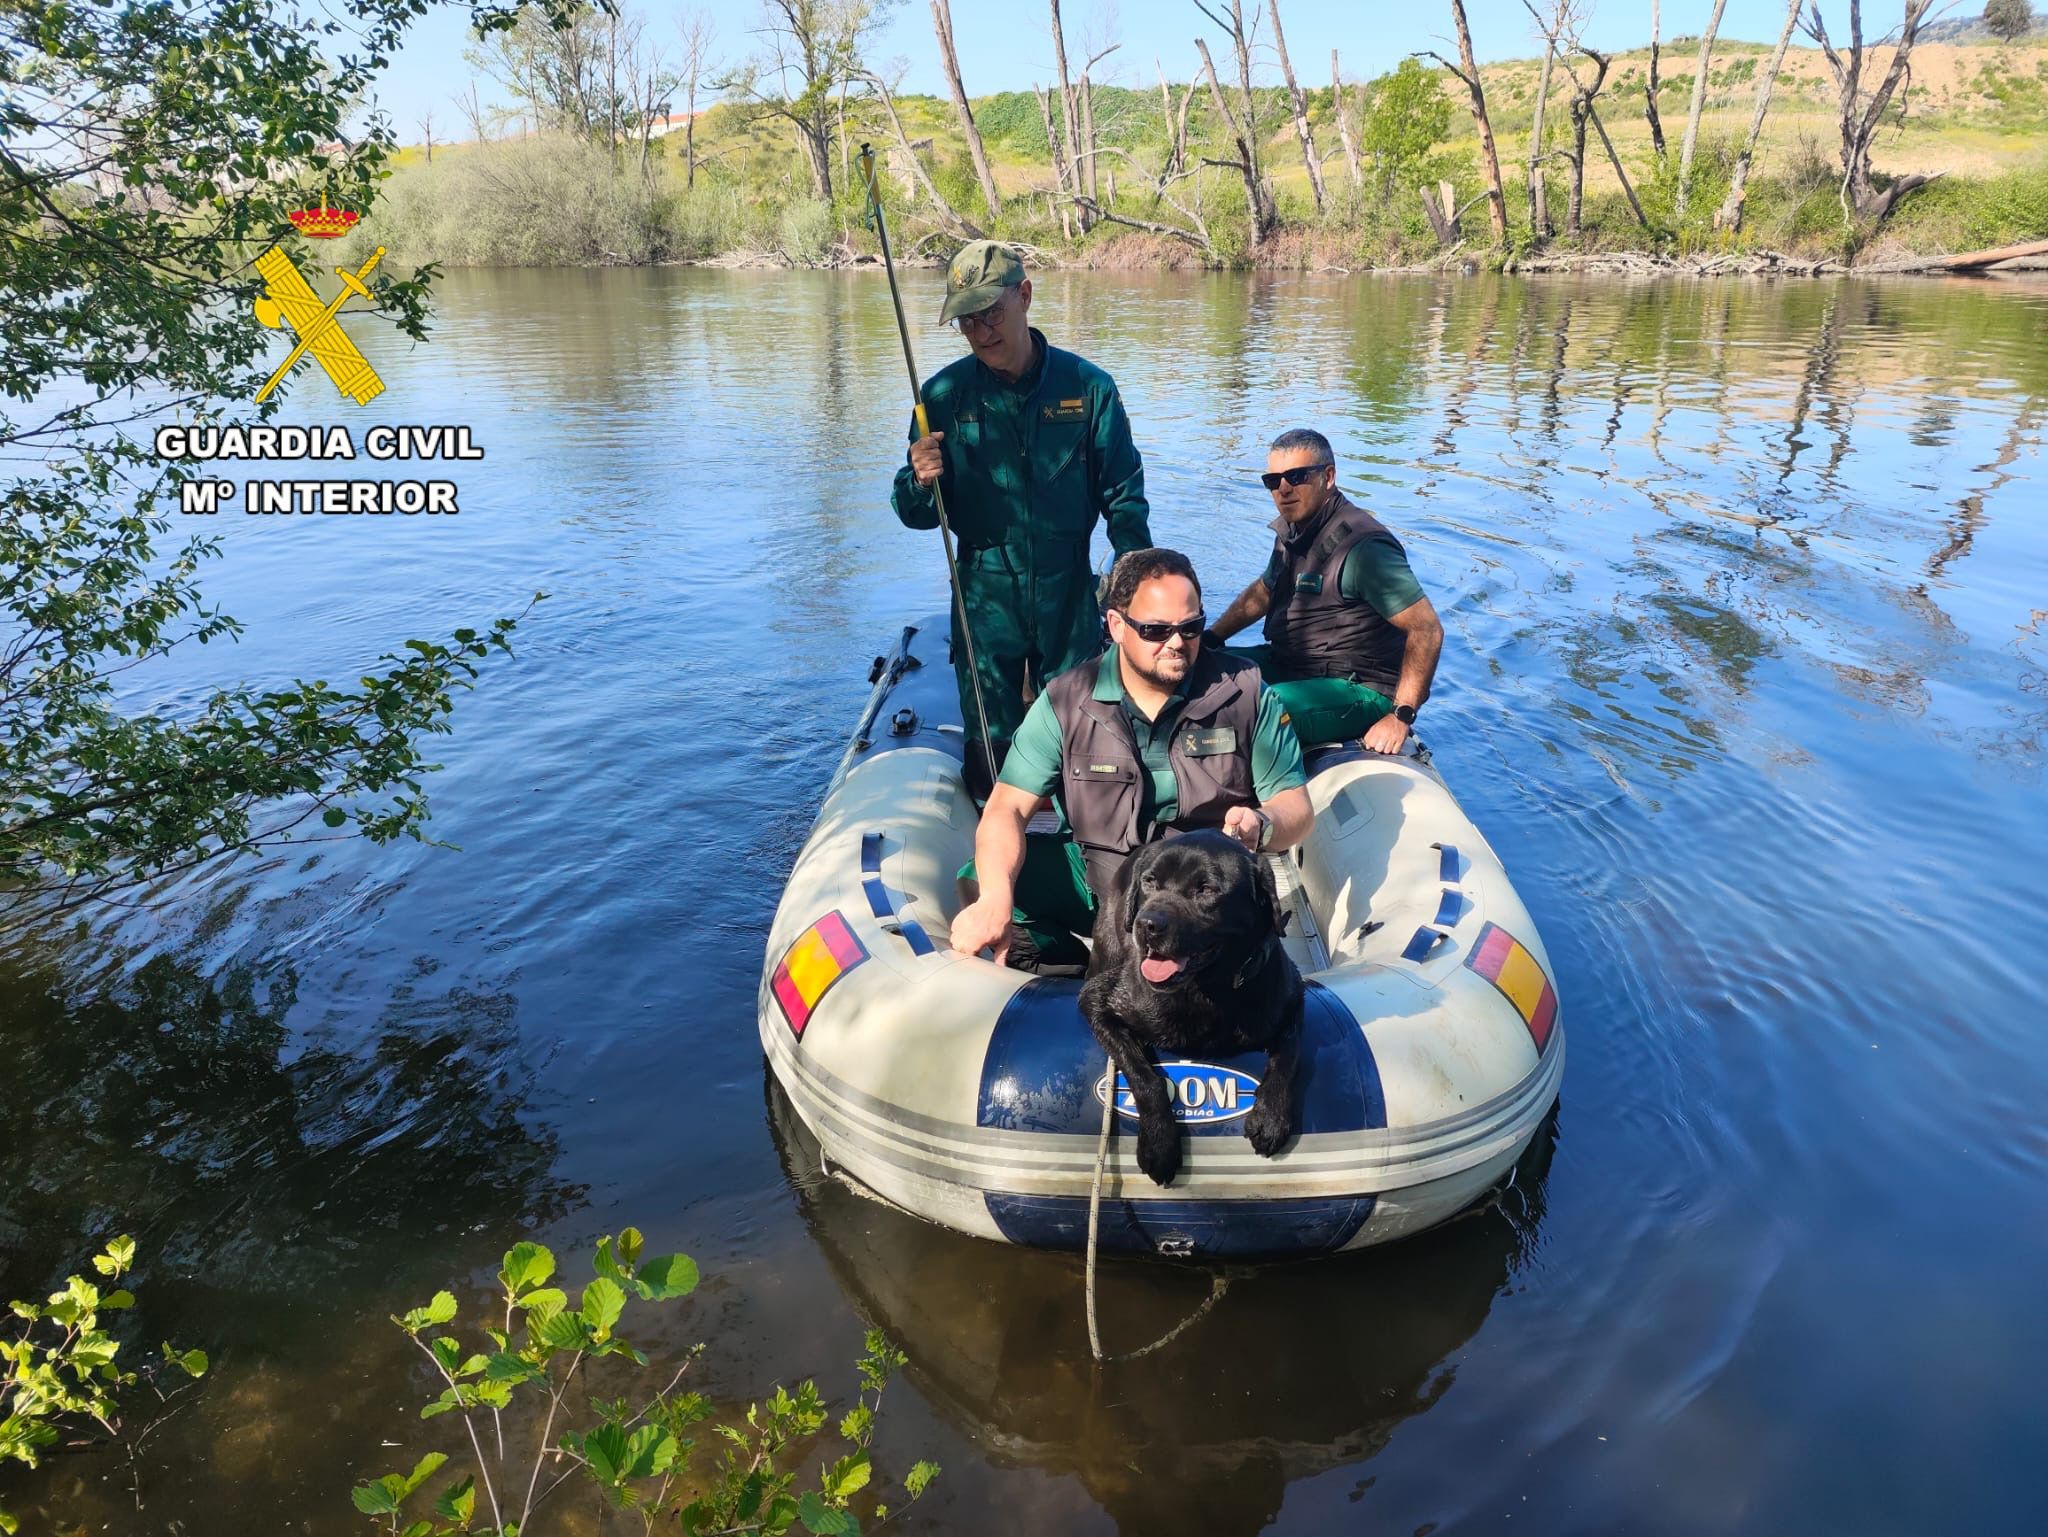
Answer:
[{"left": 768, "top": 1080, "right": 1559, "bottom": 1537}]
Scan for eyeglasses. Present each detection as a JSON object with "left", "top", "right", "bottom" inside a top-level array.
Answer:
[
  {"left": 954, "top": 301, "right": 1007, "bottom": 335},
  {"left": 1118, "top": 612, "right": 1206, "bottom": 645},
  {"left": 1261, "top": 464, "right": 1327, "bottom": 491}
]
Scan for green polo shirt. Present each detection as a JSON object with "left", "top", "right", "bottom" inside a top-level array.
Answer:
[{"left": 1000, "top": 647, "right": 1307, "bottom": 833}]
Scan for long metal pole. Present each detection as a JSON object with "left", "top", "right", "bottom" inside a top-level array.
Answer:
[{"left": 857, "top": 144, "right": 996, "bottom": 764}]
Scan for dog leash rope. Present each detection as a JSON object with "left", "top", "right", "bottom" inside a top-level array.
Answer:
[{"left": 1085, "top": 1055, "right": 1231, "bottom": 1364}]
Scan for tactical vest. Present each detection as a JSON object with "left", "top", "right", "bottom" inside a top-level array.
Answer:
[
  {"left": 1261, "top": 492, "right": 1411, "bottom": 696},
  {"left": 1047, "top": 648, "right": 1260, "bottom": 898}
]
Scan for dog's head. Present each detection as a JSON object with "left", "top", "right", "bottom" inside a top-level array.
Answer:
[{"left": 1120, "top": 829, "right": 1283, "bottom": 991}]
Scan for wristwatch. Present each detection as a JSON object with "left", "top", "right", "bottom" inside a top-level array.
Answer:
[
  {"left": 1252, "top": 808, "right": 1274, "bottom": 851},
  {"left": 1393, "top": 704, "right": 1418, "bottom": 726}
]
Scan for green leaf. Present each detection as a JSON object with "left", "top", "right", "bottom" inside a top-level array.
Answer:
[
  {"left": 592, "top": 1235, "right": 621, "bottom": 1280},
  {"left": 162, "top": 1342, "right": 208, "bottom": 1378},
  {"left": 399, "top": 1290, "right": 459, "bottom": 1332},
  {"left": 797, "top": 1491, "right": 856, "bottom": 1535},
  {"left": 402, "top": 1523, "right": 433, "bottom": 1537},
  {"left": 499, "top": 1241, "right": 554, "bottom": 1296},
  {"left": 0, "top": 1507, "right": 19, "bottom": 1534},
  {"left": 351, "top": 1477, "right": 403, "bottom": 1516},
  {"left": 736, "top": 1470, "right": 767, "bottom": 1520},
  {"left": 402, "top": 1451, "right": 448, "bottom": 1495},
  {"left": 483, "top": 1352, "right": 539, "bottom": 1384},
  {"left": 632, "top": 1253, "right": 699, "bottom": 1301},
  {"left": 904, "top": 1460, "right": 940, "bottom": 1498},
  {"left": 434, "top": 1475, "right": 476, "bottom": 1523},
  {"left": 535, "top": 1310, "right": 588, "bottom": 1350},
  {"left": 623, "top": 1424, "right": 678, "bottom": 1479},
  {"left": 580, "top": 1276, "right": 625, "bottom": 1342},
  {"left": 514, "top": 1287, "right": 566, "bottom": 1317},
  {"left": 430, "top": 1336, "right": 463, "bottom": 1374},
  {"left": 822, "top": 1450, "right": 870, "bottom": 1500},
  {"left": 321, "top": 806, "right": 346, "bottom": 827},
  {"left": 581, "top": 1422, "right": 630, "bottom": 1485},
  {"left": 617, "top": 1227, "right": 643, "bottom": 1268},
  {"left": 100, "top": 1289, "right": 135, "bottom": 1310}
]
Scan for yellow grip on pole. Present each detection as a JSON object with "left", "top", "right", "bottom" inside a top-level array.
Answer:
[{"left": 913, "top": 402, "right": 931, "bottom": 438}]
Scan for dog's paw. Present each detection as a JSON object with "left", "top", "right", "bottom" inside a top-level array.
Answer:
[
  {"left": 1244, "top": 1096, "right": 1292, "bottom": 1157},
  {"left": 1136, "top": 1117, "right": 1182, "bottom": 1186}
]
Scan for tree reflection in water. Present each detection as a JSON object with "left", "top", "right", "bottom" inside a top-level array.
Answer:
[{"left": 770, "top": 1081, "right": 1557, "bottom": 1537}]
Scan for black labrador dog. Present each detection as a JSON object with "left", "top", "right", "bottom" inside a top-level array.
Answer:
[{"left": 1078, "top": 829, "right": 1305, "bottom": 1187}]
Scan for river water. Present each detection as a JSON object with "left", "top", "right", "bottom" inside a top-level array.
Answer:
[{"left": 3, "top": 269, "right": 2044, "bottom": 1534}]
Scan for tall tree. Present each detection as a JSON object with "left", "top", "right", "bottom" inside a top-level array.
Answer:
[
  {"left": 721, "top": 0, "right": 878, "bottom": 200},
  {"left": 1332, "top": 50, "right": 1365, "bottom": 194},
  {"left": 676, "top": 9, "right": 717, "bottom": 189},
  {"left": 930, "top": 0, "right": 999, "bottom": 221},
  {"left": 1195, "top": 33, "right": 1277, "bottom": 244},
  {"left": 1267, "top": 0, "right": 1327, "bottom": 214},
  {"left": 1049, "top": 0, "right": 1091, "bottom": 228},
  {"left": 1801, "top": 0, "right": 1942, "bottom": 225},
  {"left": 1645, "top": 0, "right": 1669, "bottom": 154},
  {"left": 1985, "top": 0, "right": 2033, "bottom": 41},
  {"left": 1716, "top": 0, "right": 1802, "bottom": 231},
  {"left": 1526, "top": 0, "right": 1567, "bottom": 239},
  {"left": 1676, "top": 0, "right": 1731, "bottom": 217},
  {"left": 1424, "top": 0, "right": 1509, "bottom": 245}
]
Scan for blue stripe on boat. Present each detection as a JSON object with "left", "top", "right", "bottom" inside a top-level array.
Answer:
[
  {"left": 860, "top": 832, "right": 883, "bottom": 873},
  {"left": 862, "top": 876, "right": 891, "bottom": 918},
  {"left": 1437, "top": 841, "right": 1460, "bottom": 883},
  {"left": 1433, "top": 888, "right": 1464, "bottom": 928},
  {"left": 983, "top": 1191, "right": 1375, "bottom": 1257},
  {"left": 897, "top": 920, "right": 935, "bottom": 955},
  {"left": 1401, "top": 926, "right": 1444, "bottom": 962},
  {"left": 977, "top": 979, "right": 1384, "bottom": 1138}
]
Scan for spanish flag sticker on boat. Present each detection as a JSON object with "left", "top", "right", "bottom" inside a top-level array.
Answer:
[
  {"left": 771, "top": 911, "right": 868, "bottom": 1039},
  {"left": 1465, "top": 922, "right": 1558, "bottom": 1052}
]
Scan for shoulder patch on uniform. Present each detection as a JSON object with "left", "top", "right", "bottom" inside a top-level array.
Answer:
[{"left": 1042, "top": 401, "right": 1087, "bottom": 422}]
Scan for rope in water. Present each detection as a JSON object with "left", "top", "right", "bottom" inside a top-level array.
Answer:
[{"left": 1084, "top": 1055, "right": 1230, "bottom": 1364}]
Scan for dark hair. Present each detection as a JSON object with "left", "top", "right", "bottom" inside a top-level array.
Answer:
[
  {"left": 1105, "top": 547, "right": 1201, "bottom": 616},
  {"left": 1269, "top": 427, "right": 1334, "bottom": 465}
]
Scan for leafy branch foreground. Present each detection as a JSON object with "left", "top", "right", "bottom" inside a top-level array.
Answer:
[
  {"left": 354, "top": 1230, "right": 937, "bottom": 1537},
  {"left": 1, "top": 1236, "right": 208, "bottom": 1537}
]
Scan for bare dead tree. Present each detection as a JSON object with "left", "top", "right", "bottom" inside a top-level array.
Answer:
[
  {"left": 1524, "top": 1, "right": 1649, "bottom": 235},
  {"left": 860, "top": 67, "right": 984, "bottom": 237},
  {"left": 1078, "top": 41, "right": 1119, "bottom": 202},
  {"left": 1158, "top": 57, "right": 1196, "bottom": 177},
  {"left": 1801, "top": 0, "right": 1943, "bottom": 226},
  {"left": 929, "top": 0, "right": 1000, "bottom": 221},
  {"left": 1194, "top": 0, "right": 1273, "bottom": 224},
  {"left": 1423, "top": 0, "right": 1509, "bottom": 245},
  {"left": 1070, "top": 144, "right": 1217, "bottom": 254},
  {"left": 1332, "top": 49, "right": 1363, "bottom": 194},
  {"left": 1676, "top": 0, "right": 1731, "bottom": 217},
  {"left": 1526, "top": 0, "right": 1570, "bottom": 239},
  {"left": 417, "top": 108, "right": 436, "bottom": 163},
  {"left": 1049, "top": 0, "right": 1091, "bottom": 228},
  {"left": 1267, "top": 0, "right": 1326, "bottom": 214},
  {"left": 1033, "top": 84, "right": 1075, "bottom": 237},
  {"left": 1717, "top": 0, "right": 1803, "bottom": 230},
  {"left": 1194, "top": 34, "right": 1276, "bottom": 243},
  {"left": 1646, "top": 0, "right": 1668, "bottom": 155},
  {"left": 676, "top": 9, "right": 716, "bottom": 189},
  {"left": 452, "top": 83, "right": 489, "bottom": 142}
]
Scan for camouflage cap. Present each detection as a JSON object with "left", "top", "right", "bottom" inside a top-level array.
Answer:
[{"left": 939, "top": 240, "right": 1026, "bottom": 325}]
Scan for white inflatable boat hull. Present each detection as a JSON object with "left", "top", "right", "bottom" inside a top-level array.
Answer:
[{"left": 759, "top": 620, "right": 1563, "bottom": 1258}]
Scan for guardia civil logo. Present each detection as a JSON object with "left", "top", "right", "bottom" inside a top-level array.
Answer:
[{"left": 249, "top": 200, "right": 387, "bottom": 406}]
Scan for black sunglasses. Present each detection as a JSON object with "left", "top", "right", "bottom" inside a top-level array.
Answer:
[
  {"left": 1261, "top": 464, "right": 1327, "bottom": 490},
  {"left": 1118, "top": 612, "right": 1206, "bottom": 644}
]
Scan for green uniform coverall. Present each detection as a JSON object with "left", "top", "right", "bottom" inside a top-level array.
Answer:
[{"left": 890, "top": 329, "right": 1151, "bottom": 757}]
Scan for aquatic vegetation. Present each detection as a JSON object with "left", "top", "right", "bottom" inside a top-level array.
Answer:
[{"left": 351, "top": 1231, "right": 937, "bottom": 1536}]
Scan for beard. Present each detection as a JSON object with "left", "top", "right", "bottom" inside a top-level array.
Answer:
[{"left": 1124, "top": 641, "right": 1195, "bottom": 691}]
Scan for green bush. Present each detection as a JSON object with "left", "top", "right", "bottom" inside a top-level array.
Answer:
[{"left": 776, "top": 197, "right": 838, "bottom": 266}]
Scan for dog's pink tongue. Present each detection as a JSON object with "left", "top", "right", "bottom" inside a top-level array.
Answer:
[{"left": 1140, "top": 955, "right": 1184, "bottom": 984}]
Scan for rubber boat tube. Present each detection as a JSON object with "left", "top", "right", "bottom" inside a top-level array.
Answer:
[{"left": 759, "top": 619, "right": 1565, "bottom": 1258}]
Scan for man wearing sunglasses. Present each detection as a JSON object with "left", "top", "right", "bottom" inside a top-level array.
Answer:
[
  {"left": 890, "top": 241, "right": 1150, "bottom": 796},
  {"left": 951, "top": 548, "right": 1311, "bottom": 970},
  {"left": 1207, "top": 428, "right": 1443, "bottom": 755}
]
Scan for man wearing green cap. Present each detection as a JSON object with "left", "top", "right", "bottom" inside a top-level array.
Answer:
[{"left": 891, "top": 240, "right": 1150, "bottom": 792}]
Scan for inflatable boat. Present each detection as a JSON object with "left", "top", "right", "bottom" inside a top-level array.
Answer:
[{"left": 758, "top": 617, "right": 1564, "bottom": 1259}]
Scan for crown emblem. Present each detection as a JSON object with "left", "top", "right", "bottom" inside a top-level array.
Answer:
[{"left": 288, "top": 199, "right": 359, "bottom": 239}]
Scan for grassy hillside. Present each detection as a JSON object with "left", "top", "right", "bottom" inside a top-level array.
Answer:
[{"left": 375, "top": 35, "right": 2048, "bottom": 269}]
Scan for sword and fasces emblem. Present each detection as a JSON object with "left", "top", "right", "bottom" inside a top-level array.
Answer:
[{"left": 252, "top": 242, "right": 386, "bottom": 406}]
